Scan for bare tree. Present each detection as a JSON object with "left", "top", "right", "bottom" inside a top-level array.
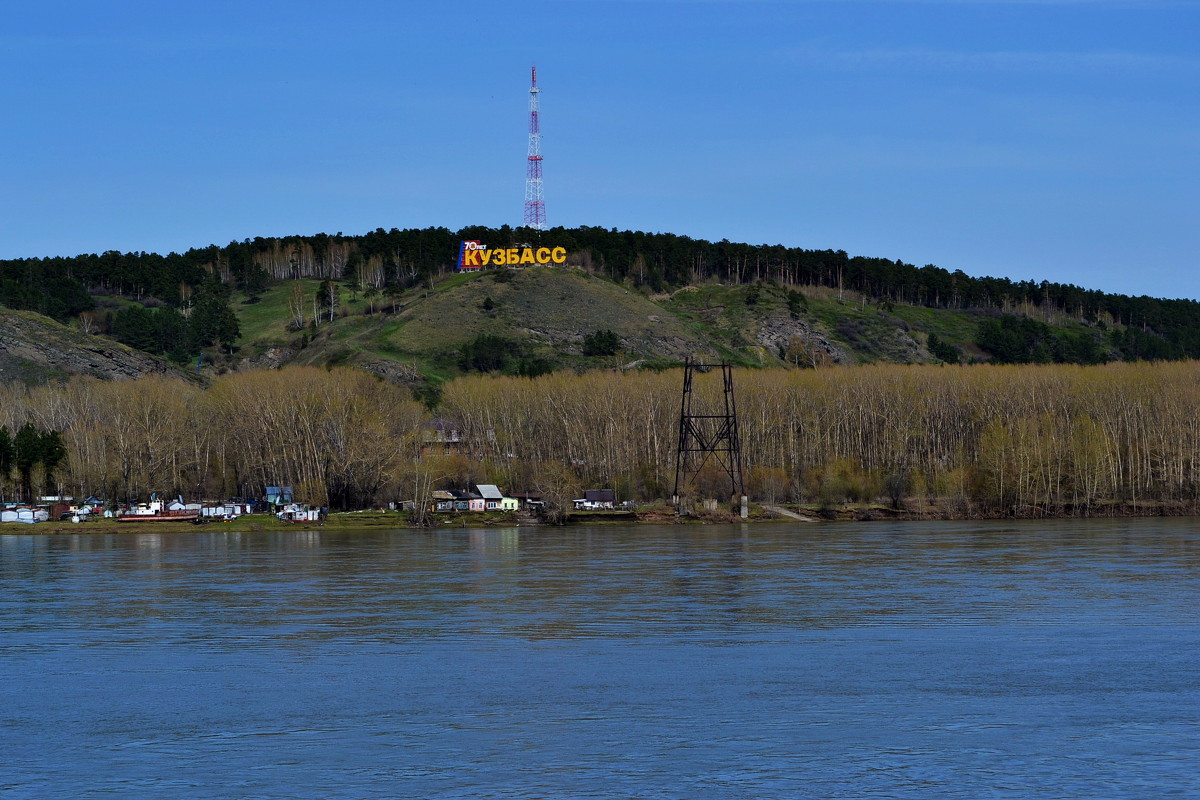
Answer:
[{"left": 288, "top": 282, "right": 306, "bottom": 330}]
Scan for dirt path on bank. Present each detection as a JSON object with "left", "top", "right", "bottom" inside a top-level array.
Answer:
[{"left": 762, "top": 504, "right": 819, "bottom": 522}]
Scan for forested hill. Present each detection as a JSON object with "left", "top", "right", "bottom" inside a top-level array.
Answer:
[{"left": 2, "top": 225, "right": 1198, "bottom": 377}]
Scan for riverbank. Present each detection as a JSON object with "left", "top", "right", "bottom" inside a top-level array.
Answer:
[
  {"left": 818, "top": 498, "right": 1200, "bottom": 522},
  {"left": 5, "top": 498, "right": 1199, "bottom": 535}
]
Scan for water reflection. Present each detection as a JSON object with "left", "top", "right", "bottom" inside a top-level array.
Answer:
[
  {"left": 4, "top": 519, "right": 1200, "bottom": 644},
  {"left": 2, "top": 518, "right": 1198, "bottom": 799}
]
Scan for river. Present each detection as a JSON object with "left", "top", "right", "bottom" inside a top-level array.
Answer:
[{"left": 1, "top": 519, "right": 1197, "bottom": 799}]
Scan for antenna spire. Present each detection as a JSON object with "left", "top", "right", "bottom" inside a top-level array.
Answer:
[{"left": 523, "top": 65, "right": 546, "bottom": 230}]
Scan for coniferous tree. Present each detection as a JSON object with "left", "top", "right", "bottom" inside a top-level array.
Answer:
[
  {"left": 0, "top": 426, "right": 13, "bottom": 499},
  {"left": 14, "top": 423, "right": 41, "bottom": 502},
  {"left": 582, "top": 329, "right": 619, "bottom": 357},
  {"left": 39, "top": 430, "right": 67, "bottom": 493},
  {"left": 189, "top": 277, "right": 240, "bottom": 351}
]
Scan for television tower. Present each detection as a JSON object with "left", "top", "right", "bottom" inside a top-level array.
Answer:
[{"left": 523, "top": 65, "right": 547, "bottom": 231}]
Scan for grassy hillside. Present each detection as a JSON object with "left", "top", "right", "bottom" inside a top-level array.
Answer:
[
  {"left": 224, "top": 267, "right": 996, "bottom": 387},
  {"left": 230, "top": 268, "right": 731, "bottom": 382},
  {"left": 4, "top": 224, "right": 1192, "bottom": 386},
  {"left": 0, "top": 262, "right": 1114, "bottom": 389}
]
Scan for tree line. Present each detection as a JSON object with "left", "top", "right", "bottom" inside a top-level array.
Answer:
[
  {"left": 436, "top": 363, "right": 1200, "bottom": 515},
  {"left": 975, "top": 313, "right": 1188, "bottom": 365},
  {"left": 106, "top": 277, "right": 241, "bottom": 361},
  {"left": 0, "top": 424, "right": 66, "bottom": 503},
  {"left": 3, "top": 362, "right": 1200, "bottom": 517},
  {"left": 0, "top": 368, "right": 424, "bottom": 510}
]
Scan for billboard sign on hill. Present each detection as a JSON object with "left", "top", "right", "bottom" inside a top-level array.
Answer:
[{"left": 458, "top": 240, "right": 567, "bottom": 271}]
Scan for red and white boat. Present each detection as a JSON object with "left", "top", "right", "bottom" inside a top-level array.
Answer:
[{"left": 118, "top": 497, "right": 199, "bottom": 523}]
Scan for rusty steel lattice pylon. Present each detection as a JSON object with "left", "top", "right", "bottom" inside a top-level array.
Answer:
[{"left": 672, "top": 360, "right": 744, "bottom": 505}]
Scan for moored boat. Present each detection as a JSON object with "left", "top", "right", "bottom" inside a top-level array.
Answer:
[
  {"left": 117, "top": 497, "right": 199, "bottom": 523},
  {"left": 117, "top": 509, "right": 199, "bottom": 522}
]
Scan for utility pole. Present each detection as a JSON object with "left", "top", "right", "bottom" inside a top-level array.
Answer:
[{"left": 673, "top": 360, "right": 746, "bottom": 516}]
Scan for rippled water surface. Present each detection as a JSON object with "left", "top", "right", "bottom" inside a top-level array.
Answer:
[{"left": 2, "top": 519, "right": 1198, "bottom": 799}]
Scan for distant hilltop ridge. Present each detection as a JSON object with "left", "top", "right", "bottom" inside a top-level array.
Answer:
[{"left": 1, "top": 224, "right": 1198, "bottom": 385}]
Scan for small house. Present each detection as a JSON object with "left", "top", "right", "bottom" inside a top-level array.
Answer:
[
  {"left": 448, "top": 489, "right": 468, "bottom": 510},
  {"left": 475, "top": 484, "right": 503, "bottom": 511},
  {"left": 574, "top": 489, "right": 616, "bottom": 511},
  {"left": 431, "top": 490, "right": 456, "bottom": 512},
  {"left": 449, "top": 489, "right": 479, "bottom": 512},
  {"left": 476, "top": 485, "right": 520, "bottom": 512},
  {"left": 200, "top": 503, "right": 251, "bottom": 520},
  {"left": 277, "top": 503, "right": 322, "bottom": 523},
  {"left": 420, "top": 418, "right": 464, "bottom": 457},
  {"left": 477, "top": 484, "right": 502, "bottom": 509},
  {"left": 508, "top": 492, "right": 544, "bottom": 511}
]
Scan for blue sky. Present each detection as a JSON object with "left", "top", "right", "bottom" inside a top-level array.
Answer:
[{"left": 1, "top": 0, "right": 1196, "bottom": 299}]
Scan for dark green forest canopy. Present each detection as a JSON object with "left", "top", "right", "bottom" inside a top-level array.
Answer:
[{"left": 3, "top": 225, "right": 1199, "bottom": 358}]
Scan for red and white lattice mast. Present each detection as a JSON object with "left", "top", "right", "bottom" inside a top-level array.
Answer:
[{"left": 523, "top": 65, "right": 546, "bottom": 230}]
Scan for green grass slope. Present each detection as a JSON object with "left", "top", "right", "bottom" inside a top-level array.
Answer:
[
  {"left": 389, "top": 268, "right": 714, "bottom": 360},
  {"left": 226, "top": 268, "right": 1034, "bottom": 383},
  {"left": 232, "top": 268, "right": 728, "bottom": 380}
]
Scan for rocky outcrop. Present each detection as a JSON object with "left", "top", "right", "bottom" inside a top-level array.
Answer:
[
  {"left": 355, "top": 358, "right": 424, "bottom": 387},
  {"left": 0, "top": 309, "right": 181, "bottom": 383},
  {"left": 753, "top": 315, "right": 850, "bottom": 365},
  {"left": 237, "top": 346, "right": 295, "bottom": 371}
]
